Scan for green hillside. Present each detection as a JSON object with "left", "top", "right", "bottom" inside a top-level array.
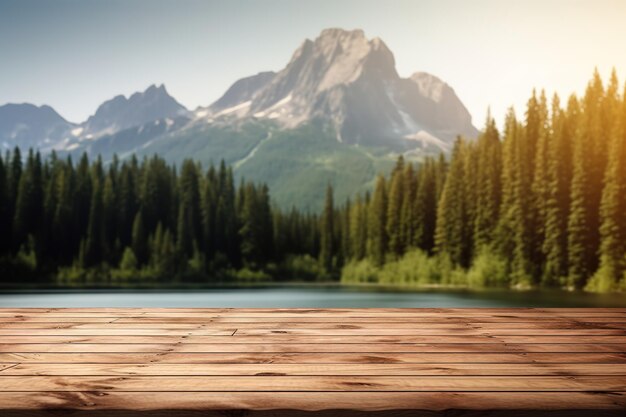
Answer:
[
  {"left": 234, "top": 121, "right": 397, "bottom": 211},
  {"left": 136, "top": 120, "right": 398, "bottom": 211}
]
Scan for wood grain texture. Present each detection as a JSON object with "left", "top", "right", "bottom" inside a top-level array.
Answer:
[{"left": 0, "top": 308, "right": 625, "bottom": 416}]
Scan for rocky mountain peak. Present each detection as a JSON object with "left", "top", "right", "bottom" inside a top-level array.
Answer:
[
  {"left": 311, "top": 28, "right": 397, "bottom": 91},
  {"left": 203, "top": 28, "right": 477, "bottom": 150},
  {"left": 83, "top": 84, "right": 188, "bottom": 137}
]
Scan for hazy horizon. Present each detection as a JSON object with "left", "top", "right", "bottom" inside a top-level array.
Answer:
[{"left": 1, "top": 0, "right": 626, "bottom": 127}]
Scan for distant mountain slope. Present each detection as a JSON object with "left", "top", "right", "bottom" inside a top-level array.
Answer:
[
  {"left": 209, "top": 71, "right": 276, "bottom": 114},
  {"left": 0, "top": 103, "right": 74, "bottom": 150}
]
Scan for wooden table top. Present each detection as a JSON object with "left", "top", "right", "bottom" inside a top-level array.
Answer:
[{"left": 0, "top": 307, "right": 625, "bottom": 416}]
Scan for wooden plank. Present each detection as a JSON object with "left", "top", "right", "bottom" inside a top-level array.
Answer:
[
  {"left": 1, "top": 334, "right": 626, "bottom": 344},
  {"left": 231, "top": 328, "right": 626, "bottom": 336},
  {"left": 0, "top": 320, "right": 604, "bottom": 327},
  {"left": 0, "top": 318, "right": 626, "bottom": 331},
  {"left": 3, "top": 362, "right": 626, "bottom": 376},
  {"left": 0, "top": 328, "right": 238, "bottom": 336},
  {"left": 4, "top": 314, "right": 626, "bottom": 324},
  {"left": 1, "top": 343, "right": 625, "bottom": 353},
  {"left": 0, "top": 375, "right": 625, "bottom": 392},
  {"left": 0, "top": 391, "right": 624, "bottom": 413},
  {"left": 0, "top": 327, "right": 623, "bottom": 336},
  {"left": 1, "top": 352, "right": 624, "bottom": 364}
]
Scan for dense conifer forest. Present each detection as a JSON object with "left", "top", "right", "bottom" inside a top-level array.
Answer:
[{"left": 0, "top": 71, "right": 624, "bottom": 291}]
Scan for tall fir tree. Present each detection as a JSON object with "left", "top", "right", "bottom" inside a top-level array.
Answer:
[
  {"left": 435, "top": 138, "right": 471, "bottom": 267},
  {"left": 349, "top": 194, "right": 367, "bottom": 260},
  {"left": 413, "top": 158, "right": 438, "bottom": 253},
  {"left": 568, "top": 74, "right": 604, "bottom": 288},
  {"left": 83, "top": 174, "right": 103, "bottom": 267},
  {"left": 319, "top": 184, "right": 335, "bottom": 272},
  {"left": 588, "top": 83, "right": 626, "bottom": 291},
  {"left": 13, "top": 150, "right": 44, "bottom": 253},
  {"left": 131, "top": 210, "right": 147, "bottom": 266},
  {"left": 386, "top": 157, "right": 405, "bottom": 257},
  {"left": 176, "top": 160, "right": 202, "bottom": 257},
  {"left": 542, "top": 95, "right": 575, "bottom": 285},
  {"left": 367, "top": 175, "right": 388, "bottom": 266},
  {"left": 0, "top": 158, "right": 8, "bottom": 253},
  {"left": 473, "top": 112, "right": 502, "bottom": 250}
]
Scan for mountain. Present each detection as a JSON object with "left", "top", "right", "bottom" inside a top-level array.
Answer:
[
  {"left": 202, "top": 28, "right": 477, "bottom": 151},
  {"left": 209, "top": 71, "right": 276, "bottom": 114},
  {"left": 81, "top": 84, "right": 189, "bottom": 139},
  {"left": 4, "top": 28, "right": 478, "bottom": 210},
  {"left": 0, "top": 103, "right": 75, "bottom": 150}
]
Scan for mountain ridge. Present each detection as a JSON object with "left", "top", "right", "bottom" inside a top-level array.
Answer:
[
  {"left": 1, "top": 28, "right": 478, "bottom": 210},
  {"left": 198, "top": 28, "right": 477, "bottom": 150}
]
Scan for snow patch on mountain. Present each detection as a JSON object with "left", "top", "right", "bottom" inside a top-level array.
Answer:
[{"left": 215, "top": 100, "right": 252, "bottom": 117}]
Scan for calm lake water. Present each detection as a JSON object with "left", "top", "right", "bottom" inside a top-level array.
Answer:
[{"left": 0, "top": 285, "right": 625, "bottom": 308}]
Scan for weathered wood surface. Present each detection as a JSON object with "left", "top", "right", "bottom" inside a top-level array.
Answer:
[{"left": 0, "top": 308, "right": 625, "bottom": 416}]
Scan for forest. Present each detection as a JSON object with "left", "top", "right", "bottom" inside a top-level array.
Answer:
[{"left": 0, "top": 71, "right": 624, "bottom": 292}]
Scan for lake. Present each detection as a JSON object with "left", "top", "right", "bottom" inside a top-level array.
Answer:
[{"left": 0, "top": 285, "right": 625, "bottom": 307}]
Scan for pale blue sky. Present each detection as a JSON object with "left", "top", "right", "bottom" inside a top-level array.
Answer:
[{"left": 1, "top": 0, "right": 625, "bottom": 127}]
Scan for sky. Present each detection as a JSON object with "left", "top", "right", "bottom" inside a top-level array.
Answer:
[{"left": 1, "top": 0, "right": 625, "bottom": 127}]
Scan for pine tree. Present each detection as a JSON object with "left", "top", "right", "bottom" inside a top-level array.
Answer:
[
  {"left": 102, "top": 175, "right": 116, "bottom": 262},
  {"left": 414, "top": 159, "right": 438, "bottom": 253},
  {"left": 0, "top": 158, "right": 9, "bottom": 254},
  {"left": 473, "top": 112, "right": 502, "bottom": 249},
  {"left": 319, "top": 184, "right": 334, "bottom": 272},
  {"left": 13, "top": 150, "right": 43, "bottom": 252},
  {"left": 399, "top": 163, "right": 416, "bottom": 249},
  {"left": 83, "top": 175, "right": 103, "bottom": 267},
  {"left": 541, "top": 95, "right": 574, "bottom": 285},
  {"left": 341, "top": 198, "right": 351, "bottom": 262},
  {"left": 176, "top": 161, "right": 201, "bottom": 257},
  {"left": 568, "top": 74, "right": 604, "bottom": 288},
  {"left": 239, "top": 184, "right": 262, "bottom": 266},
  {"left": 73, "top": 153, "right": 92, "bottom": 257},
  {"left": 496, "top": 108, "right": 534, "bottom": 285},
  {"left": 201, "top": 172, "right": 217, "bottom": 260},
  {"left": 257, "top": 184, "right": 274, "bottom": 263},
  {"left": 42, "top": 156, "right": 60, "bottom": 264},
  {"left": 7, "top": 148, "right": 22, "bottom": 241},
  {"left": 526, "top": 92, "right": 550, "bottom": 275},
  {"left": 588, "top": 83, "right": 626, "bottom": 291},
  {"left": 131, "top": 210, "right": 147, "bottom": 266},
  {"left": 386, "top": 157, "right": 405, "bottom": 257},
  {"left": 349, "top": 194, "right": 367, "bottom": 260},
  {"left": 368, "top": 175, "right": 388, "bottom": 266},
  {"left": 532, "top": 93, "right": 550, "bottom": 241},
  {"left": 117, "top": 165, "right": 137, "bottom": 249},
  {"left": 435, "top": 138, "right": 471, "bottom": 267},
  {"left": 224, "top": 167, "right": 240, "bottom": 263}
]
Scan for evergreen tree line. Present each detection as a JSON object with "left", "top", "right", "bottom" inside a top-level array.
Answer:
[
  {"left": 0, "top": 152, "right": 321, "bottom": 282},
  {"left": 335, "top": 71, "right": 626, "bottom": 292},
  {"left": 1, "top": 71, "right": 624, "bottom": 291}
]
